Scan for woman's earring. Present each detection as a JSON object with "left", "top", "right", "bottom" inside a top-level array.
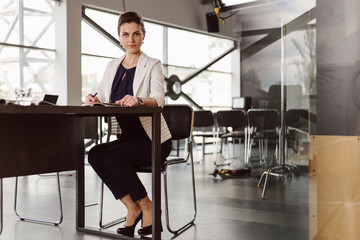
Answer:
[{"left": 142, "top": 41, "right": 144, "bottom": 44}]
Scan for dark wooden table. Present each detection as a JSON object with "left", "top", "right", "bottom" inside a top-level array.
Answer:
[{"left": 0, "top": 104, "right": 162, "bottom": 239}]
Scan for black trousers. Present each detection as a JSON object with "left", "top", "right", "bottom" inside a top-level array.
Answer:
[{"left": 88, "top": 136, "right": 172, "bottom": 202}]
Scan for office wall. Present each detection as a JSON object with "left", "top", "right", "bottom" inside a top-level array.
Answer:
[
  {"left": 316, "top": 0, "right": 360, "bottom": 136},
  {"left": 80, "top": 0, "right": 237, "bottom": 37},
  {"left": 309, "top": 0, "right": 360, "bottom": 239},
  {"left": 309, "top": 135, "right": 360, "bottom": 239}
]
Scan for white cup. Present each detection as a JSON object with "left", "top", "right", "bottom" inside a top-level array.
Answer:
[{"left": 15, "top": 87, "right": 32, "bottom": 106}]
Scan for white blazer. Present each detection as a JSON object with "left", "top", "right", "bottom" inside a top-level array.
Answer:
[{"left": 96, "top": 52, "right": 171, "bottom": 143}]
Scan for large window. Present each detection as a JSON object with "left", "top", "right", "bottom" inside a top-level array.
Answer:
[
  {"left": 0, "top": 0, "right": 55, "bottom": 101},
  {"left": 166, "top": 28, "right": 233, "bottom": 108},
  {"left": 81, "top": 7, "right": 236, "bottom": 109}
]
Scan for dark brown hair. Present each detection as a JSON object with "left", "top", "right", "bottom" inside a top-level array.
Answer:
[{"left": 117, "top": 11, "right": 146, "bottom": 35}]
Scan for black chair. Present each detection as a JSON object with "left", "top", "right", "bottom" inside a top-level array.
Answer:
[
  {"left": 286, "top": 108, "right": 315, "bottom": 133},
  {"left": 99, "top": 104, "right": 197, "bottom": 235},
  {"left": 285, "top": 109, "right": 314, "bottom": 166},
  {"left": 248, "top": 109, "right": 301, "bottom": 199},
  {"left": 215, "top": 110, "right": 248, "bottom": 167},
  {"left": 247, "top": 109, "right": 280, "bottom": 168},
  {"left": 268, "top": 85, "right": 302, "bottom": 112},
  {"left": 192, "top": 110, "right": 216, "bottom": 162}
]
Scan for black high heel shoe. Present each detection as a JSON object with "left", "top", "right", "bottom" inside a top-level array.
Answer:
[
  {"left": 117, "top": 212, "right": 143, "bottom": 236},
  {"left": 138, "top": 212, "right": 163, "bottom": 238},
  {"left": 137, "top": 223, "right": 163, "bottom": 236}
]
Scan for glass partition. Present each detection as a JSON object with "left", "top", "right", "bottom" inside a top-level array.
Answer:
[
  {"left": 239, "top": 0, "right": 315, "bottom": 166},
  {"left": 238, "top": 0, "right": 315, "bottom": 238},
  {"left": 232, "top": 0, "right": 359, "bottom": 238}
]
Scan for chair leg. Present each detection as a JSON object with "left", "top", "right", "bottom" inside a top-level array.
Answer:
[
  {"left": 244, "top": 129, "right": 248, "bottom": 166},
  {"left": 264, "top": 139, "right": 269, "bottom": 163},
  {"left": 247, "top": 138, "right": 255, "bottom": 167},
  {"left": 176, "top": 140, "right": 180, "bottom": 157},
  {"left": 285, "top": 139, "right": 301, "bottom": 173},
  {"left": 258, "top": 139, "right": 263, "bottom": 165},
  {"left": 214, "top": 137, "right": 235, "bottom": 167},
  {"left": 14, "top": 173, "right": 63, "bottom": 225},
  {"left": 257, "top": 168, "right": 276, "bottom": 200},
  {"left": 257, "top": 171, "right": 267, "bottom": 188},
  {"left": 0, "top": 178, "right": 3, "bottom": 235},
  {"left": 189, "top": 142, "right": 198, "bottom": 222},
  {"left": 99, "top": 181, "right": 126, "bottom": 229},
  {"left": 261, "top": 169, "right": 271, "bottom": 200},
  {"left": 257, "top": 165, "right": 293, "bottom": 200},
  {"left": 163, "top": 142, "right": 197, "bottom": 235},
  {"left": 202, "top": 137, "right": 206, "bottom": 160},
  {"left": 214, "top": 131, "right": 224, "bottom": 165},
  {"left": 191, "top": 136, "right": 205, "bottom": 164}
]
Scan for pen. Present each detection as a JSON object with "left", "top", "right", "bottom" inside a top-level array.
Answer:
[{"left": 90, "top": 92, "right": 97, "bottom": 102}]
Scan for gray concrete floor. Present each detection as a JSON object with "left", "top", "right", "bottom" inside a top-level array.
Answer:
[{"left": 0, "top": 142, "right": 309, "bottom": 240}]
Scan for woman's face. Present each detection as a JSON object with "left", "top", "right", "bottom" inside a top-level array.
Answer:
[{"left": 119, "top": 22, "right": 145, "bottom": 54}]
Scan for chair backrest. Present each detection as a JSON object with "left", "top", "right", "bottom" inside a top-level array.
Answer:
[
  {"left": 268, "top": 85, "right": 302, "bottom": 111},
  {"left": 216, "top": 110, "right": 246, "bottom": 128},
  {"left": 286, "top": 109, "right": 304, "bottom": 128},
  {"left": 193, "top": 110, "right": 214, "bottom": 128},
  {"left": 286, "top": 109, "right": 314, "bottom": 133},
  {"left": 267, "top": 85, "right": 281, "bottom": 111},
  {"left": 162, "top": 104, "right": 193, "bottom": 141},
  {"left": 84, "top": 117, "right": 99, "bottom": 140},
  {"left": 247, "top": 109, "right": 280, "bottom": 131}
]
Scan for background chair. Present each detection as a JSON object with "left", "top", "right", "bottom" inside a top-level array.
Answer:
[
  {"left": 12, "top": 96, "right": 65, "bottom": 226},
  {"left": 247, "top": 109, "right": 297, "bottom": 200},
  {"left": 99, "top": 104, "right": 197, "bottom": 235},
  {"left": 13, "top": 114, "right": 108, "bottom": 226},
  {"left": 247, "top": 109, "right": 280, "bottom": 169},
  {"left": 267, "top": 84, "right": 302, "bottom": 112},
  {"left": 285, "top": 109, "right": 315, "bottom": 167},
  {"left": 286, "top": 108, "right": 315, "bottom": 134},
  {"left": 14, "top": 173, "right": 63, "bottom": 225},
  {"left": 215, "top": 110, "right": 248, "bottom": 167},
  {"left": 84, "top": 117, "right": 101, "bottom": 148},
  {"left": 13, "top": 113, "right": 114, "bottom": 227},
  {"left": 192, "top": 110, "right": 216, "bottom": 163}
]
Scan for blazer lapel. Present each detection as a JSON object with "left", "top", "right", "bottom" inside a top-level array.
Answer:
[{"left": 133, "top": 52, "right": 149, "bottom": 96}]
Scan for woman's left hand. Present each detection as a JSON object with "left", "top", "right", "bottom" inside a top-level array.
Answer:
[{"left": 115, "top": 94, "right": 139, "bottom": 107}]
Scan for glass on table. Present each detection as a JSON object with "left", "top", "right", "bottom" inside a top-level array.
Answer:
[{"left": 15, "top": 87, "right": 32, "bottom": 106}]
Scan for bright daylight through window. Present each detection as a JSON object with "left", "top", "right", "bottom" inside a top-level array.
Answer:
[{"left": 0, "top": 0, "right": 55, "bottom": 101}]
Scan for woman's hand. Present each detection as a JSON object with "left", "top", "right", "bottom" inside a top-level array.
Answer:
[
  {"left": 84, "top": 94, "right": 99, "bottom": 106},
  {"left": 115, "top": 94, "right": 139, "bottom": 107}
]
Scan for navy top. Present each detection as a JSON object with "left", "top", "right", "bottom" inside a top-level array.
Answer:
[
  {"left": 110, "top": 64, "right": 147, "bottom": 139},
  {"left": 110, "top": 64, "right": 136, "bottom": 103}
]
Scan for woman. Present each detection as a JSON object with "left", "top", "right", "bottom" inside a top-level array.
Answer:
[{"left": 85, "top": 11, "right": 172, "bottom": 237}]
